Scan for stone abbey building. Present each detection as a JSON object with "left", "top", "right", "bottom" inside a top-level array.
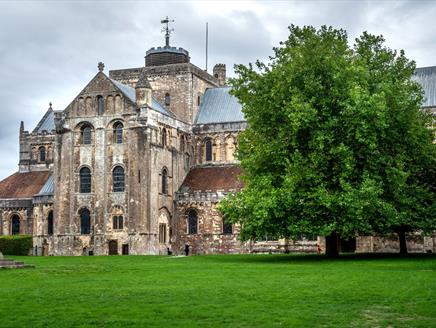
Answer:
[{"left": 0, "top": 26, "right": 435, "bottom": 255}]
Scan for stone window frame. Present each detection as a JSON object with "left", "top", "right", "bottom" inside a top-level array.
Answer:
[
  {"left": 112, "top": 165, "right": 125, "bottom": 193},
  {"left": 113, "top": 121, "right": 124, "bottom": 144},
  {"left": 112, "top": 215, "right": 124, "bottom": 230},
  {"left": 161, "top": 167, "right": 169, "bottom": 195},
  {"left": 162, "top": 128, "right": 167, "bottom": 147},
  {"left": 187, "top": 209, "right": 198, "bottom": 235},
  {"left": 77, "top": 122, "right": 95, "bottom": 145},
  {"left": 79, "top": 166, "right": 92, "bottom": 194},
  {"left": 97, "top": 95, "right": 105, "bottom": 115},
  {"left": 9, "top": 213, "right": 22, "bottom": 235},
  {"left": 47, "top": 210, "right": 54, "bottom": 236},
  {"left": 79, "top": 207, "right": 91, "bottom": 235},
  {"left": 204, "top": 138, "right": 213, "bottom": 162},
  {"left": 38, "top": 146, "right": 46, "bottom": 163},
  {"left": 158, "top": 223, "right": 167, "bottom": 244},
  {"left": 222, "top": 216, "right": 233, "bottom": 235},
  {"left": 164, "top": 93, "right": 171, "bottom": 107}
]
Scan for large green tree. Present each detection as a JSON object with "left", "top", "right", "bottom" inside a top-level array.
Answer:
[{"left": 220, "top": 25, "right": 436, "bottom": 256}]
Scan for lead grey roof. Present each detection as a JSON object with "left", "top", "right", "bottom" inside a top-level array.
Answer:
[
  {"left": 110, "top": 78, "right": 174, "bottom": 118},
  {"left": 32, "top": 108, "right": 55, "bottom": 133},
  {"left": 413, "top": 66, "right": 436, "bottom": 108},
  {"left": 195, "top": 87, "right": 245, "bottom": 124},
  {"left": 36, "top": 174, "right": 54, "bottom": 195}
]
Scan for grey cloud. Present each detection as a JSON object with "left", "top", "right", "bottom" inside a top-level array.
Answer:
[{"left": 1, "top": 0, "right": 436, "bottom": 179}]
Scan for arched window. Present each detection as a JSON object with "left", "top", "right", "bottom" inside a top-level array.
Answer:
[
  {"left": 113, "top": 122, "right": 123, "bottom": 144},
  {"left": 39, "top": 146, "right": 46, "bottom": 162},
  {"left": 162, "top": 128, "right": 167, "bottom": 147},
  {"left": 205, "top": 139, "right": 212, "bottom": 162},
  {"left": 80, "top": 208, "right": 91, "bottom": 235},
  {"left": 80, "top": 167, "right": 91, "bottom": 193},
  {"left": 187, "top": 210, "right": 198, "bottom": 234},
  {"left": 223, "top": 216, "right": 233, "bottom": 235},
  {"left": 161, "top": 168, "right": 168, "bottom": 195},
  {"left": 164, "top": 93, "right": 171, "bottom": 106},
  {"left": 47, "top": 211, "right": 54, "bottom": 235},
  {"left": 97, "top": 95, "right": 104, "bottom": 115},
  {"left": 11, "top": 215, "right": 20, "bottom": 235},
  {"left": 112, "top": 216, "right": 123, "bottom": 230},
  {"left": 81, "top": 125, "right": 92, "bottom": 145},
  {"left": 113, "top": 166, "right": 125, "bottom": 192}
]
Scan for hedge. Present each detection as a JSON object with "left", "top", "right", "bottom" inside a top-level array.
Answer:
[{"left": 0, "top": 235, "right": 33, "bottom": 255}]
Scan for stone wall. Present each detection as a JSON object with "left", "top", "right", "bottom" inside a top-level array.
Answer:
[{"left": 357, "top": 234, "right": 436, "bottom": 253}]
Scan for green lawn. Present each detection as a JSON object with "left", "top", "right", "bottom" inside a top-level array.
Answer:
[{"left": 1, "top": 254, "right": 435, "bottom": 327}]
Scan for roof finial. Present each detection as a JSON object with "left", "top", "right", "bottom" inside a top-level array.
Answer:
[
  {"left": 98, "top": 62, "right": 105, "bottom": 72},
  {"left": 49, "top": 102, "right": 52, "bottom": 109},
  {"left": 161, "top": 16, "right": 174, "bottom": 47}
]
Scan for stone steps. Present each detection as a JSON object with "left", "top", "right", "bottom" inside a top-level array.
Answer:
[{"left": 0, "top": 258, "right": 34, "bottom": 269}]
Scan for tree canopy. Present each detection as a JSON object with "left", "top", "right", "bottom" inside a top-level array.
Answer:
[{"left": 220, "top": 25, "right": 436, "bottom": 255}]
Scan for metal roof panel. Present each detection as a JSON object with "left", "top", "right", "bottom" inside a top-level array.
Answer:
[{"left": 195, "top": 87, "right": 245, "bottom": 124}]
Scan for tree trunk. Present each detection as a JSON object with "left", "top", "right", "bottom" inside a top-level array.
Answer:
[
  {"left": 325, "top": 232, "right": 339, "bottom": 258},
  {"left": 398, "top": 230, "right": 408, "bottom": 255}
]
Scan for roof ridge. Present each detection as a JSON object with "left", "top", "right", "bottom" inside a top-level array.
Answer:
[{"left": 32, "top": 107, "right": 54, "bottom": 134}]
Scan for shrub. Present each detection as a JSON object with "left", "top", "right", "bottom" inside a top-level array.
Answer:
[{"left": 0, "top": 235, "right": 33, "bottom": 255}]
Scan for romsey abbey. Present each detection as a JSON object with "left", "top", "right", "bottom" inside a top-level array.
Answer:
[{"left": 1, "top": 22, "right": 435, "bottom": 255}]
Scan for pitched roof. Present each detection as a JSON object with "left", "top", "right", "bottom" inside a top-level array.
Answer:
[
  {"left": 180, "top": 165, "right": 243, "bottom": 193},
  {"left": 32, "top": 108, "right": 55, "bottom": 133},
  {"left": 414, "top": 66, "right": 436, "bottom": 108},
  {"left": 0, "top": 171, "right": 51, "bottom": 199},
  {"left": 109, "top": 78, "right": 174, "bottom": 118},
  {"left": 195, "top": 87, "right": 245, "bottom": 124}
]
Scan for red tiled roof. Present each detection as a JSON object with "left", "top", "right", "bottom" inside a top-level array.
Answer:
[
  {"left": 181, "top": 165, "right": 244, "bottom": 192},
  {"left": 0, "top": 171, "right": 51, "bottom": 199}
]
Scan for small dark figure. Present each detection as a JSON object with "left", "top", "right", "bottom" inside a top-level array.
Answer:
[
  {"left": 184, "top": 244, "right": 190, "bottom": 256},
  {"left": 317, "top": 244, "right": 322, "bottom": 255},
  {"left": 167, "top": 247, "right": 172, "bottom": 256}
]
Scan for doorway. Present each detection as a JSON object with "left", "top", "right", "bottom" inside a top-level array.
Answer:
[
  {"left": 122, "top": 244, "right": 129, "bottom": 255},
  {"left": 108, "top": 240, "right": 118, "bottom": 255}
]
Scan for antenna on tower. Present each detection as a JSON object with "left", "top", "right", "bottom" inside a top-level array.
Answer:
[
  {"left": 205, "top": 22, "right": 209, "bottom": 72},
  {"left": 161, "top": 16, "right": 174, "bottom": 47}
]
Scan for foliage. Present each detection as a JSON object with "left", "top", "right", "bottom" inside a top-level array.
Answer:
[
  {"left": 0, "top": 235, "right": 33, "bottom": 255},
  {"left": 220, "top": 25, "right": 436, "bottom": 244},
  {"left": 1, "top": 255, "right": 435, "bottom": 327}
]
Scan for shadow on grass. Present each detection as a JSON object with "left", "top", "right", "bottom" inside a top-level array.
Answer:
[{"left": 197, "top": 252, "right": 436, "bottom": 265}]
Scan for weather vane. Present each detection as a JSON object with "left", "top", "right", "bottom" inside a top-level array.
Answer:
[{"left": 161, "top": 16, "right": 174, "bottom": 47}]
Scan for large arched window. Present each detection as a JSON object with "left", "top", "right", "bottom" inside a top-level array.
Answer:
[
  {"left": 39, "top": 146, "right": 46, "bottom": 162},
  {"left": 161, "top": 168, "right": 168, "bottom": 195},
  {"left": 47, "top": 211, "right": 54, "bottom": 235},
  {"left": 80, "top": 167, "right": 92, "bottom": 193},
  {"left": 81, "top": 125, "right": 92, "bottom": 145},
  {"left": 97, "top": 95, "right": 104, "bottom": 115},
  {"left": 113, "top": 122, "right": 123, "bottom": 144},
  {"left": 11, "top": 215, "right": 20, "bottom": 235},
  {"left": 205, "top": 139, "right": 212, "bottom": 162},
  {"left": 80, "top": 208, "right": 91, "bottom": 235},
  {"left": 162, "top": 128, "right": 167, "bottom": 147},
  {"left": 187, "top": 210, "right": 198, "bottom": 234},
  {"left": 113, "top": 166, "right": 125, "bottom": 192}
]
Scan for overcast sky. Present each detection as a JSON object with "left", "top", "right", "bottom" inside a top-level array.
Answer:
[{"left": 1, "top": 0, "right": 436, "bottom": 180}]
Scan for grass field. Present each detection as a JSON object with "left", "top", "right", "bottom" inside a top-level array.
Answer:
[{"left": 0, "top": 254, "right": 435, "bottom": 327}]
